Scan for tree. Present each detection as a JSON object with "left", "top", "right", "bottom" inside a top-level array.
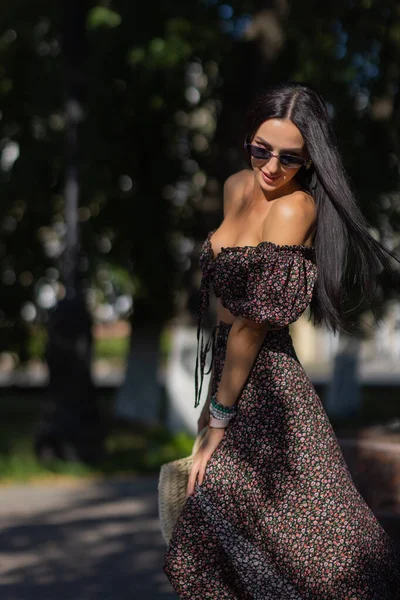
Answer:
[
  {"left": 0, "top": 0, "right": 399, "bottom": 435},
  {"left": 35, "top": 0, "right": 108, "bottom": 462}
]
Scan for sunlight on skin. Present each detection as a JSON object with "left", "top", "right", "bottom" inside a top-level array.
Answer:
[
  {"left": 251, "top": 118, "right": 309, "bottom": 202},
  {"left": 188, "top": 119, "right": 315, "bottom": 498}
]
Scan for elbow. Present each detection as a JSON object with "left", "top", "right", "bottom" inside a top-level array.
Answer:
[{"left": 234, "top": 316, "right": 270, "bottom": 339}]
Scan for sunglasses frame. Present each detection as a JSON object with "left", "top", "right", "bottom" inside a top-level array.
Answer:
[{"left": 244, "top": 143, "right": 312, "bottom": 170}]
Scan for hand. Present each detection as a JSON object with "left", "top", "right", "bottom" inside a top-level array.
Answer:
[{"left": 187, "top": 427, "right": 225, "bottom": 497}]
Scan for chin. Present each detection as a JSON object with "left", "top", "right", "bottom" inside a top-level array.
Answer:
[{"left": 258, "top": 173, "right": 285, "bottom": 190}]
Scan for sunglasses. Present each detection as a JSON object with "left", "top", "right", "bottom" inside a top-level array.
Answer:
[{"left": 244, "top": 143, "right": 312, "bottom": 169}]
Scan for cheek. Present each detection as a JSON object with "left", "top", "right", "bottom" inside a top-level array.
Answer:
[
  {"left": 269, "top": 167, "right": 301, "bottom": 191},
  {"left": 282, "top": 168, "right": 301, "bottom": 181}
]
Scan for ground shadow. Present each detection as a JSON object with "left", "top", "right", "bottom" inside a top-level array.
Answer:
[{"left": 0, "top": 476, "right": 176, "bottom": 600}]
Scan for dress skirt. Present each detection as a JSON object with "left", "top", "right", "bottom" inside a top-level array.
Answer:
[{"left": 163, "top": 322, "right": 400, "bottom": 599}]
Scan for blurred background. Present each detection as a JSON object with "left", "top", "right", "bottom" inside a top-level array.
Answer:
[{"left": 1, "top": 0, "right": 400, "bottom": 598}]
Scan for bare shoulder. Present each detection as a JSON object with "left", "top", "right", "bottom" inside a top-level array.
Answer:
[
  {"left": 223, "top": 169, "right": 252, "bottom": 216},
  {"left": 263, "top": 190, "right": 316, "bottom": 246},
  {"left": 224, "top": 169, "right": 251, "bottom": 191},
  {"left": 272, "top": 190, "right": 316, "bottom": 220}
]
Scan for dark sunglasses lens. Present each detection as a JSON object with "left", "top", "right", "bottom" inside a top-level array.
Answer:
[
  {"left": 280, "top": 154, "right": 304, "bottom": 168},
  {"left": 249, "top": 146, "right": 270, "bottom": 160}
]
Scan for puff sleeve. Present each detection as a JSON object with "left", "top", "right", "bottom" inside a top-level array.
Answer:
[{"left": 215, "top": 243, "right": 318, "bottom": 327}]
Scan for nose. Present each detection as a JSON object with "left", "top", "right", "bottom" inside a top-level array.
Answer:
[{"left": 266, "top": 155, "right": 280, "bottom": 173}]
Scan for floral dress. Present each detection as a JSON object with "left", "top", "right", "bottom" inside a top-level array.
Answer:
[{"left": 163, "top": 230, "right": 400, "bottom": 599}]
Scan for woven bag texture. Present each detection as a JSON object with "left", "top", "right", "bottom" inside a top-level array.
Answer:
[{"left": 158, "top": 427, "right": 208, "bottom": 544}]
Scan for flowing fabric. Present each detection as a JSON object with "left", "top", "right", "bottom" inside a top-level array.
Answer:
[{"left": 163, "top": 231, "right": 400, "bottom": 599}]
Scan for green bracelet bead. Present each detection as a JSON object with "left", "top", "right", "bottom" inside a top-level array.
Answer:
[{"left": 210, "top": 396, "right": 236, "bottom": 415}]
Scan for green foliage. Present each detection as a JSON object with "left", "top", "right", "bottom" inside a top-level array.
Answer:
[
  {"left": 0, "top": 0, "right": 400, "bottom": 358},
  {"left": 27, "top": 326, "right": 47, "bottom": 360},
  {"left": 87, "top": 6, "right": 122, "bottom": 30},
  {"left": 128, "top": 20, "right": 194, "bottom": 69},
  {"left": 0, "top": 454, "right": 94, "bottom": 481},
  {"left": 0, "top": 388, "right": 399, "bottom": 483},
  {"left": 23, "top": 326, "right": 129, "bottom": 362},
  {"left": 94, "top": 335, "right": 128, "bottom": 360},
  {"left": 0, "top": 393, "right": 195, "bottom": 482}
]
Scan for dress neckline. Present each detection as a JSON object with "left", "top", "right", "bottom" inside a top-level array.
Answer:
[{"left": 206, "top": 229, "right": 315, "bottom": 263}]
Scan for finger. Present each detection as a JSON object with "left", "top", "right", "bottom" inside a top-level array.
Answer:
[
  {"left": 197, "top": 464, "right": 206, "bottom": 487},
  {"left": 187, "top": 464, "right": 199, "bottom": 497},
  {"left": 187, "top": 469, "right": 198, "bottom": 497}
]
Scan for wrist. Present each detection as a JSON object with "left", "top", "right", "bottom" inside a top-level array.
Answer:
[
  {"left": 209, "top": 415, "right": 229, "bottom": 428},
  {"left": 209, "top": 396, "right": 237, "bottom": 428},
  {"left": 214, "top": 391, "right": 236, "bottom": 409},
  {"left": 207, "top": 422, "right": 226, "bottom": 438},
  {"left": 210, "top": 395, "right": 236, "bottom": 415}
]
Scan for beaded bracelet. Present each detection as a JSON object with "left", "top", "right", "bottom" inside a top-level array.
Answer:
[
  {"left": 210, "top": 404, "right": 235, "bottom": 420},
  {"left": 210, "top": 396, "right": 236, "bottom": 414},
  {"left": 209, "top": 396, "right": 237, "bottom": 421}
]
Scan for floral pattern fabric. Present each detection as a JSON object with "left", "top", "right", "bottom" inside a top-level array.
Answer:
[{"left": 163, "top": 231, "right": 400, "bottom": 599}]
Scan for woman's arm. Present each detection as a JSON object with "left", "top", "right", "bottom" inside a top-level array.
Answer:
[
  {"left": 187, "top": 191, "right": 315, "bottom": 496},
  {"left": 197, "top": 301, "right": 234, "bottom": 432},
  {"left": 188, "top": 316, "right": 269, "bottom": 496},
  {"left": 197, "top": 318, "right": 261, "bottom": 431},
  {"left": 215, "top": 318, "right": 268, "bottom": 408},
  {"left": 195, "top": 170, "right": 245, "bottom": 432}
]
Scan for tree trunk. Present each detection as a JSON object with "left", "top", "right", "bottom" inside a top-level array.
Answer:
[
  {"left": 35, "top": 296, "right": 105, "bottom": 463},
  {"left": 35, "top": 0, "right": 105, "bottom": 463},
  {"left": 114, "top": 322, "right": 162, "bottom": 425}
]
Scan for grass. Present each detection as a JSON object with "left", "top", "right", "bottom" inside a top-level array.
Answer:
[
  {"left": 0, "top": 324, "right": 177, "bottom": 483},
  {"left": 0, "top": 384, "right": 399, "bottom": 484},
  {"left": 94, "top": 336, "right": 129, "bottom": 360},
  {"left": 0, "top": 392, "right": 195, "bottom": 484},
  {"left": 27, "top": 325, "right": 131, "bottom": 362}
]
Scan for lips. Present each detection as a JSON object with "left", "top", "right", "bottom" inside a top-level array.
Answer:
[{"left": 261, "top": 171, "right": 280, "bottom": 184}]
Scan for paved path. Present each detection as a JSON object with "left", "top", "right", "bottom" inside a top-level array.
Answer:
[
  {"left": 0, "top": 476, "right": 176, "bottom": 600},
  {"left": 1, "top": 475, "right": 399, "bottom": 600}
]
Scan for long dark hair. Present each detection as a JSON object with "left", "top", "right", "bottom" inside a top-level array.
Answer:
[{"left": 243, "top": 81, "right": 398, "bottom": 333}]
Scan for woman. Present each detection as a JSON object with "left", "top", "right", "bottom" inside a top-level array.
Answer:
[{"left": 163, "top": 82, "right": 400, "bottom": 599}]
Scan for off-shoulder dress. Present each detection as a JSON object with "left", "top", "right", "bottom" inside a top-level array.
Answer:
[{"left": 163, "top": 230, "right": 400, "bottom": 599}]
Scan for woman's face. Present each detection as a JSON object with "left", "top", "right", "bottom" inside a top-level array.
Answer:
[{"left": 250, "top": 118, "right": 308, "bottom": 194}]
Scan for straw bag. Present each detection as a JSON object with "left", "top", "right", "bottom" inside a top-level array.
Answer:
[{"left": 158, "top": 426, "right": 208, "bottom": 545}]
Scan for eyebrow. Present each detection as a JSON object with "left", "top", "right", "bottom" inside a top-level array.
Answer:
[{"left": 254, "top": 136, "right": 303, "bottom": 154}]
